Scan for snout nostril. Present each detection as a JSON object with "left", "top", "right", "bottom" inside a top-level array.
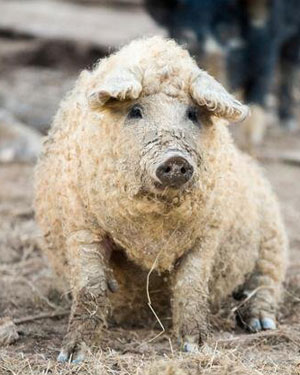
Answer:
[{"left": 156, "top": 155, "right": 194, "bottom": 188}]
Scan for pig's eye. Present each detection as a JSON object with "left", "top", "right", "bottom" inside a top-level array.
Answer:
[
  {"left": 128, "top": 105, "right": 143, "bottom": 119},
  {"left": 187, "top": 106, "right": 199, "bottom": 124}
]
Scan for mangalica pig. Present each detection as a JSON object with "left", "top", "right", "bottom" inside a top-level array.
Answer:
[{"left": 35, "top": 37, "right": 288, "bottom": 362}]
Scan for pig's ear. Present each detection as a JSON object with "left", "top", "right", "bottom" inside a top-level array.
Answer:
[
  {"left": 87, "top": 68, "right": 143, "bottom": 107},
  {"left": 189, "top": 69, "right": 249, "bottom": 123}
]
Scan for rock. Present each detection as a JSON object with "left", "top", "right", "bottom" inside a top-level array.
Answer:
[
  {"left": 0, "top": 317, "right": 19, "bottom": 345},
  {"left": 0, "top": 109, "right": 42, "bottom": 163},
  {"left": 0, "top": 68, "right": 75, "bottom": 133}
]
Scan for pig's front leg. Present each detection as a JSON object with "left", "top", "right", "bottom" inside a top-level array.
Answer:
[
  {"left": 172, "top": 240, "right": 215, "bottom": 352},
  {"left": 57, "top": 230, "right": 117, "bottom": 363}
]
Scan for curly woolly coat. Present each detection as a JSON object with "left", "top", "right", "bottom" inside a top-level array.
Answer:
[{"left": 35, "top": 37, "right": 288, "bottom": 360}]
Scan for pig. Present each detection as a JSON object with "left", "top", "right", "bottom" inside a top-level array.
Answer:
[{"left": 35, "top": 37, "right": 288, "bottom": 362}]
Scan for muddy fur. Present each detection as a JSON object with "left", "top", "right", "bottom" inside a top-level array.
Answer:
[{"left": 35, "top": 37, "right": 288, "bottom": 358}]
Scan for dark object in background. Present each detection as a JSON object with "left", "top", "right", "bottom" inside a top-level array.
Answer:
[
  {"left": 229, "top": 0, "right": 300, "bottom": 132},
  {"left": 145, "top": 0, "right": 300, "bottom": 144},
  {"left": 145, "top": 0, "right": 237, "bottom": 57}
]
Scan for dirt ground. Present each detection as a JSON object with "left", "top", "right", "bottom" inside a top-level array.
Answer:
[{"left": 0, "top": 2, "right": 300, "bottom": 374}]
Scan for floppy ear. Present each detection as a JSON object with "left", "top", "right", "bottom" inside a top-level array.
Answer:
[
  {"left": 190, "top": 69, "right": 249, "bottom": 122},
  {"left": 88, "top": 67, "right": 143, "bottom": 107}
]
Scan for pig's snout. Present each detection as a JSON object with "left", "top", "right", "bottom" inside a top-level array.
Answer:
[{"left": 156, "top": 155, "right": 194, "bottom": 188}]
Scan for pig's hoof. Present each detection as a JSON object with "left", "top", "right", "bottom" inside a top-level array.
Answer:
[
  {"left": 182, "top": 342, "right": 199, "bottom": 353},
  {"left": 246, "top": 316, "right": 276, "bottom": 333},
  {"left": 180, "top": 334, "right": 200, "bottom": 353},
  {"left": 57, "top": 341, "right": 87, "bottom": 364}
]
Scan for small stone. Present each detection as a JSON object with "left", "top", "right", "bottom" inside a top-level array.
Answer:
[
  {"left": 0, "top": 317, "right": 19, "bottom": 345},
  {"left": 172, "top": 197, "right": 179, "bottom": 205}
]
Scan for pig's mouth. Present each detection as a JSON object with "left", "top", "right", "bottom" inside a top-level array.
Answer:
[
  {"left": 137, "top": 185, "right": 193, "bottom": 207},
  {"left": 153, "top": 178, "right": 192, "bottom": 191}
]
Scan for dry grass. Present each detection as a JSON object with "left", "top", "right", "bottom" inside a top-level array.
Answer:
[{"left": 1, "top": 329, "right": 300, "bottom": 375}]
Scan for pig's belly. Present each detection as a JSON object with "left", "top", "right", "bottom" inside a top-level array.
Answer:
[
  {"left": 109, "top": 250, "right": 172, "bottom": 328},
  {"left": 110, "top": 224, "right": 198, "bottom": 272}
]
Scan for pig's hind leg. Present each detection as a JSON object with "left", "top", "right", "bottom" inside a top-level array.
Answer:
[
  {"left": 237, "top": 222, "right": 287, "bottom": 333},
  {"left": 57, "top": 230, "right": 117, "bottom": 363}
]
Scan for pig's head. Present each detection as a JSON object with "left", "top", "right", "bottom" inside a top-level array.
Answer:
[{"left": 83, "top": 37, "right": 248, "bottom": 206}]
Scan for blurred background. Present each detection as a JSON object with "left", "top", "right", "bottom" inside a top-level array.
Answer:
[
  {"left": 0, "top": 0, "right": 300, "bottom": 371},
  {"left": 1, "top": 0, "right": 300, "bottom": 160}
]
